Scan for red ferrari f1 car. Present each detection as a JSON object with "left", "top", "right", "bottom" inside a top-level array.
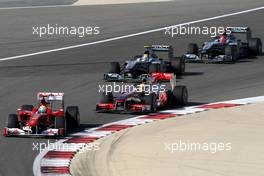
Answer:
[
  {"left": 3, "top": 92, "right": 80, "bottom": 137},
  {"left": 96, "top": 73, "right": 188, "bottom": 114}
]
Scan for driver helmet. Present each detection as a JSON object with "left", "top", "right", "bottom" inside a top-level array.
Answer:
[
  {"left": 138, "top": 78, "right": 147, "bottom": 93},
  {"left": 219, "top": 32, "right": 227, "bottom": 43},
  {"left": 142, "top": 50, "right": 150, "bottom": 61},
  {"left": 38, "top": 105, "right": 47, "bottom": 114}
]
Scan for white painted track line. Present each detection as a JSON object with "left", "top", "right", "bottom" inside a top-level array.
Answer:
[{"left": 0, "top": 6, "right": 263, "bottom": 62}]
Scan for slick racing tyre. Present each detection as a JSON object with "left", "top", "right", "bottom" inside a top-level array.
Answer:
[
  {"left": 170, "top": 57, "right": 185, "bottom": 75},
  {"left": 55, "top": 116, "right": 66, "bottom": 136},
  {"left": 148, "top": 63, "right": 160, "bottom": 73},
  {"left": 21, "top": 105, "right": 34, "bottom": 111},
  {"left": 248, "top": 38, "right": 262, "bottom": 55},
  {"left": 187, "top": 43, "right": 199, "bottom": 55},
  {"left": 173, "top": 86, "right": 188, "bottom": 106},
  {"left": 100, "top": 92, "right": 114, "bottom": 104},
  {"left": 7, "top": 114, "right": 19, "bottom": 128},
  {"left": 66, "top": 106, "right": 80, "bottom": 128},
  {"left": 109, "top": 62, "right": 121, "bottom": 74},
  {"left": 166, "top": 90, "right": 174, "bottom": 106},
  {"left": 143, "top": 93, "right": 157, "bottom": 112},
  {"left": 225, "top": 45, "right": 238, "bottom": 62}
]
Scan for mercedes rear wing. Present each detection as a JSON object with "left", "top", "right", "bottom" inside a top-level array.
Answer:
[
  {"left": 144, "top": 45, "right": 174, "bottom": 58},
  {"left": 226, "top": 27, "right": 252, "bottom": 40}
]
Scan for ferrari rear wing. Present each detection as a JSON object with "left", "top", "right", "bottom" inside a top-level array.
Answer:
[
  {"left": 37, "top": 92, "right": 64, "bottom": 101},
  {"left": 144, "top": 45, "right": 174, "bottom": 58}
]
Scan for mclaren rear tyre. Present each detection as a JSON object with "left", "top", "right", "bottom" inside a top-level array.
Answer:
[
  {"left": 166, "top": 90, "right": 174, "bottom": 106},
  {"left": 173, "top": 86, "right": 188, "bottom": 106},
  {"left": 248, "top": 38, "right": 262, "bottom": 56},
  {"left": 109, "top": 62, "right": 121, "bottom": 74},
  {"left": 7, "top": 114, "right": 19, "bottom": 128}
]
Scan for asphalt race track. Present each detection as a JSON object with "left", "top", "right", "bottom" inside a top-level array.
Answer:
[{"left": 0, "top": 0, "right": 264, "bottom": 175}]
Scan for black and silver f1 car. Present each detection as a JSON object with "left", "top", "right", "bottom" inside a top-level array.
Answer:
[
  {"left": 104, "top": 45, "right": 185, "bottom": 82},
  {"left": 184, "top": 27, "right": 262, "bottom": 63},
  {"left": 96, "top": 73, "right": 188, "bottom": 114}
]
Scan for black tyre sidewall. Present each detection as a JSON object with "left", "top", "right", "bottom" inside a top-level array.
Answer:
[
  {"left": 109, "top": 62, "right": 121, "bottom": 74},
  {"left": 187, "top": 43, "right": 199, "bottom": 55},
  {"left": 248, "top": 38, "right": 262, "bottom": 55},
  {"left": 170, "top": 57, "right": 185, "bottom": 75},
  {"left": 173, "top": 86, "right": 188, "bottom": 106},
  {"left": 143, "top": 93, "right": 157, "bottom": 112},
  {"left": 225, "top": 45, "right": 237, "bottom": 62},
  {"left": 100, "top": 92, "right": 114, "bottom": 104},
  {"left": 65, "top": 106, "right": 80, "bottom": 128},
  {"left": 148, "top": 64, "right": 160, "bottom": 73},
  {"left": 7, "top": 114, "right": 19, "bottom": 128}
]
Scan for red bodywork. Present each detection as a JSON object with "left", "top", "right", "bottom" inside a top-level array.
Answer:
[
  {"left": 96, "top": 73, "right": 173, "bottom": 113},
  {"left": 17, "top": 107, "right": 64, "bottom": 128},
  {"left": 4, "top": 92, "right": 66, "bottom": 137}
]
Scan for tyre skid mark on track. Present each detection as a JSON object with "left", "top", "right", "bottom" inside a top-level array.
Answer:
[{"left": 33, "top": 95, "right": 264, "bottom": 176}]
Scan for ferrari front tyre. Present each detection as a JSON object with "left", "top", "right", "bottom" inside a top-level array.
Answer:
[
  {"left": 187, "top": 43, "right": 199, "bottom": 55},
  {"left": 173, "top": 86, "right": 188, "bottom": 106},
  {"left": 109, "top": 62, "right": 120, "bottom": 74},
  {"left": 21, "top": 105, "right": 34, "bottom": 111},
  {"left": 66, "top": 106, "right": 80, "bottom": 128},
  {"left": 55, "top": 116, "right": 66, "bottom": 130},
  {"left": 7, "top": 114, "right": 19, "bottom": 128},
  {"left": 248, "top": 38, "right": 262, "bottom": 55},
  {"left": 170, "top": 57, "right": 185, "bottom": 75}
]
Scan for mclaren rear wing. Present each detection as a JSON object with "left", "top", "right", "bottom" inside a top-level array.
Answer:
[{"left": 151, "top": 73, "right": 176, "bottom": 89}]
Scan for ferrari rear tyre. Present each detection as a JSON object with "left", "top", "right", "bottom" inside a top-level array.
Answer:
[
  {"left": 66, "top": 106, "right": 80, "bottom": 128},
  {"left": 7, "top": 114, "right": 19, "bottom": 128},
  {"left": 173, "top": 86, "right": 188, "bottom": 106}
]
